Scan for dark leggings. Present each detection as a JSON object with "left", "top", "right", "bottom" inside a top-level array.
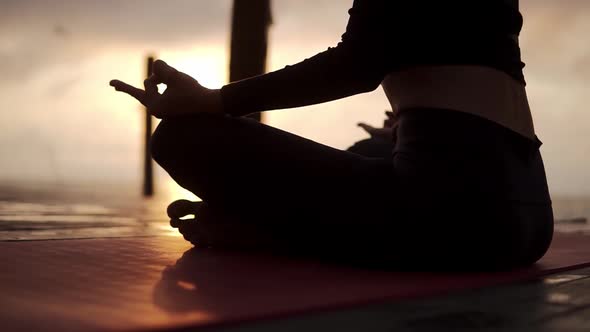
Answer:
[
  {"left": 346, "top": 137, "right": 393, "bottom": 158},
  {"left": 151, "top": 108, "right": 554, "bottom": 271}
]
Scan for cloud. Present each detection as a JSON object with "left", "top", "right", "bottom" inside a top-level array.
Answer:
[
  {"left": 0, "top": 0, "right": 232, "bottom": 81},
  {"left": 1, "top": 0, "right": 231, "bottom": 44},
  {"left": 517, "top": 1, "right": 590, "bottom": 195},
  {"left": 520, "top": 0, "right": 590, "bottom": 80},
  {"left": 572, "top": 52, "right": 590, "bottom": 79},
  {"left": 0, "top": 0, "right": 352, "bottom": 84}
]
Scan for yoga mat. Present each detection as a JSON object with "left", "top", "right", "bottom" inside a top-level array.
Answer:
[{"left": 1, "top": 231, "right": 589, "bottom": 332}]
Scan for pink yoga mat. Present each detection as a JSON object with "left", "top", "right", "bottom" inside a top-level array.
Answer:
[{"left": 0, "top": 232, "right": 589, "bottom": 332}]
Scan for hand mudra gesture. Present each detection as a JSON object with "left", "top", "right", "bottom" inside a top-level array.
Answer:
[{"left": 110, "top": 59, "right": 221, "bottom": 118}]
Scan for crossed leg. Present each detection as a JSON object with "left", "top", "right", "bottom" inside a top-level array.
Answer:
[
  {"left": 150, "top": 113, "right": 551, "bottom": 270},
  {"left": 151, "top": 114, "right": 397, "bottom": 255}
]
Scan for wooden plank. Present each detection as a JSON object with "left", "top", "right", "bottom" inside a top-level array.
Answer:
[
  {"left": 143, "top": 56, "right": 155, "bottom": 196},
  {"left": 229, "top": 0, "right": 272, "bottom": 122}
]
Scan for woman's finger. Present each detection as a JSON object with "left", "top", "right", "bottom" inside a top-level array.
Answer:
[
  {"left": 109, "top": 80, "right": 146, "bottom": 104},
  {"left": 152, "top": 60, "right": 179, "bottom": 85},
  {"left": 357, "top": 123, "right": 374, "bottom": 131},
  {"left": 144, "top": 75, "right": 158, "bottom": 95}
]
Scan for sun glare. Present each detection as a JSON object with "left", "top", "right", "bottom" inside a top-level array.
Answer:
[{"left": 159, "top": 47, "right": 228, "bottom": 89}]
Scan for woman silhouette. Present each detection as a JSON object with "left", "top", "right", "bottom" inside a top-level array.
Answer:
[{"left": 111, "top": 0, "right": 553, "bottom": 270}]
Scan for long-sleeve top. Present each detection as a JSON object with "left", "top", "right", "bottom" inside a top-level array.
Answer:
[{"left": 220, "top": 0, "right": 525, "bottom": 117}]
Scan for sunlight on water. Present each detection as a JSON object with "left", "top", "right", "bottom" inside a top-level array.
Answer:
[{"left": 0, "top": 180, "right": 193, "bottom": 240}]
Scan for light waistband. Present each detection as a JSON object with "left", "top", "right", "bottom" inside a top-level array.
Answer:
[{"left": 382, "top": 65, "right": 535, "bottom": 139}]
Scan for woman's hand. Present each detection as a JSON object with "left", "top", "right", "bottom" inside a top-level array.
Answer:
[
  {"left": 110, "top": 60, "right": 222, "bottom": 118},
  {"left": 357, "top": 123, "right": 393, "bottom": 140}
]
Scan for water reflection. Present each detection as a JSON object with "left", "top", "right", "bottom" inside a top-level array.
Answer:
[{"left": 0, "top": 179, "right": 192, "bottom": 240}]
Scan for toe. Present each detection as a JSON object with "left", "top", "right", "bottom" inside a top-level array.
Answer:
[
  {"left": 178, "top": 220, "right": 205, "bottom": 245},
  {"left": 170, "top": 218, "right": 183, "bottom": 228},
  {"left": 167, "top": 200, "right": 203, "bottom": 219}
]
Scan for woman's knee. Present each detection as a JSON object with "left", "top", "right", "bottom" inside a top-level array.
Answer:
[
  {"left": 151, "top": 118, "right": 185, "bottom": 167},
  {"left": 150, "top": 114, "right": 229, "bottom": 167}
]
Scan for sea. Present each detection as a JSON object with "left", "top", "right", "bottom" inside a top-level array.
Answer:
[
  {"left": 0, "top": 180, "right": 589, "bottom": 241},
  {"left": 0, "top": 180, "right": 185, "bottom": 241}
]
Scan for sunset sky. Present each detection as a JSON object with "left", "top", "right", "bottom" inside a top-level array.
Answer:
[{"left": 1, "top": 0, "right": 589, "bottom": 197}]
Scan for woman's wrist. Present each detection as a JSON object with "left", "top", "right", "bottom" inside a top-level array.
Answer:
[{"left": 203, "top": 89, "right": 224, "bottom": 115}]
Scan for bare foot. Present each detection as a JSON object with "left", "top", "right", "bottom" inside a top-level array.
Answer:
[
  {"left": 167, "top": 200, "right": 277, "bottom": 250},
  {"left": 167, "top": 199, "right": 204, "bottom": 228}
]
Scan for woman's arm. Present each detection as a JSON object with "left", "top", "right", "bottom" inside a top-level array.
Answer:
[
  {"left": 110, "top": 1, "right": 396, "bottom": 119},
  {"left": 222, "top": 0, "right": 391, "bottom": 117}
]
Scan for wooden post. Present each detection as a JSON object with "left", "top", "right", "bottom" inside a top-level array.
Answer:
[
  {"left": 229, "top": 0, "right": 272, "bottom": 122},
  {"left": 143, "top": 56, "right": 155, "bottom": 197}
]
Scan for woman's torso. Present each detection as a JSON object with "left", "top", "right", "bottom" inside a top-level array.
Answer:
[
  {"left": 382, "top": 65, "right": 535, "bottom": 139},
  {"left": 375, "top": 0, "right": 533, "bottom": 139}
]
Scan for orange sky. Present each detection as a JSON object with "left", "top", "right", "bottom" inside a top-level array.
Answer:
[{"left": 0, "top": 0, "right": 589, "bottom": 197}]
